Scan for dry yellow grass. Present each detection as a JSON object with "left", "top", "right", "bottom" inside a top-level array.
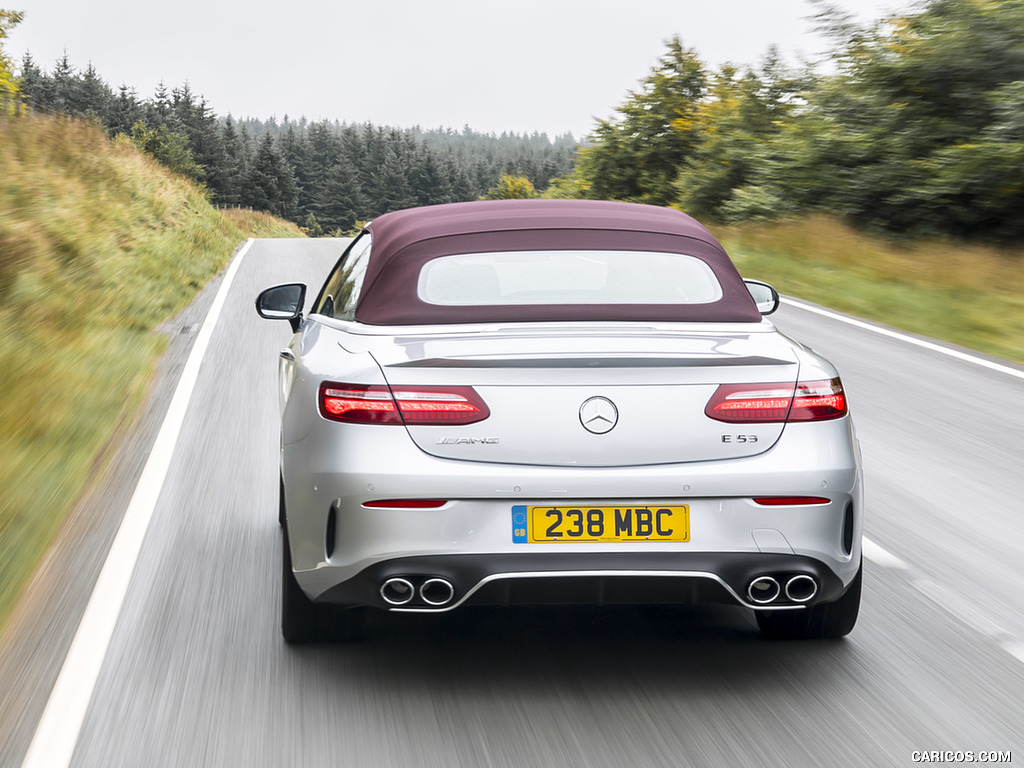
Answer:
[
  {"left": 219, "top": 207, "right": 304, "bottom": 238},
  {"left": 718, "top": 215, "right": 1024, "bottom": 296},
  {"left": 715, "top": 216, "right": 1024, "bottom": 365}
]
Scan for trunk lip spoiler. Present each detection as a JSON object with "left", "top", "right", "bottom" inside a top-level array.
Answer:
[{"left": 385, "top": 356, "right": 797, "bottom": 369}]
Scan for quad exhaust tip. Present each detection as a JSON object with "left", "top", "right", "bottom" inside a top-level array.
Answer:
[
  {"left": 420, "top": 578, "right": 455, "bottom": 606},
  {"left": 747, "top": 576, "right": 781, "bottom": 604},
  {"left": 380, "top": 577, "right": 415, "bottom": 606},
  {"left": 748, "top": 574, "right": 819, "bottom": 605},
  {"left": 380, "top": 576, "right": 455, "bottom": 607},
  {"left": 785, "top": 574, "right": 818, "bottom": 603}
]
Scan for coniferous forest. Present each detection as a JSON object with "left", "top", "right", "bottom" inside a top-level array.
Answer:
[
  {"left": 8, "top": 0, "right": 1024, "bottom": 243},
  {"left": 14, "top": 51, "right": 577, "bottom": 234}
]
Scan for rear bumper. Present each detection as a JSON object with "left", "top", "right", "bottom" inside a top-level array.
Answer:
[
  {"left": 315, "top": 551, "right": 849, "bottom": 612},
  {"left": 283, "top": 417, "right": 863, "bottom": 606}
]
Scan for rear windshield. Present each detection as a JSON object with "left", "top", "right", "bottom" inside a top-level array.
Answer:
[{"left": 417, "top": 250, "right": 723, "bottom": 307}]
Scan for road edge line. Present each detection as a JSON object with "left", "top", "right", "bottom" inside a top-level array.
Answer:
[
  {"left": 780, "top": 297, "right": 1024, "bottom": 381},
  {"left": 861, "top": 537, "right": 909, "bottom": 570},
  {"left": 19, "top": 239, "right": 254, "bottom": 768}
]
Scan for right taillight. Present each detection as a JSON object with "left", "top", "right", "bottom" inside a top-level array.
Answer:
[
  {"left": 787, "top": 378, "right": 848, "bottom": 421},
  {"left": 319, "top": 382, "right": 490, "bottom": 425},
  {"left": 705, "top": 377, "right": 847, "bottom": 423}
]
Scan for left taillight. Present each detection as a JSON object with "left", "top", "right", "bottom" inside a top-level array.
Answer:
[
  {"left": 319, "top": 383, "right": 490, "bottom": 425},
  {"left": 705, "top": 377, "right": 847, "bottom": 423}
]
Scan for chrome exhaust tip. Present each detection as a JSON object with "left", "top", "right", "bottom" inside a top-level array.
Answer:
[
  {"left": 748, "top": 576, "right": 781, "bottom": 605},
  {"left": 420, "top": 578, "right": 455, "bottom": 607},
  {"left": 380, "top": 577, "right": 415, "bottom": 606},
  {"left": 785, "top": 574, "right": 818, "bottom": 603}
]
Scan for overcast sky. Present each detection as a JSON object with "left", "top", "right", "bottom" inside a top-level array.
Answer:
[{"left": 8, "top": 0, "right": 907, "bottom": 139}]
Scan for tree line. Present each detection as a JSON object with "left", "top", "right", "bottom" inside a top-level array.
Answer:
[
  {"left": 8, "top": 0, "right": 1023, "bottom": 242},
  {"left": 10, "top": 46, "right": 577, "bottom": 234},
  {"left": 548, "top": 0, "right": 1024, "bottom": 242}
]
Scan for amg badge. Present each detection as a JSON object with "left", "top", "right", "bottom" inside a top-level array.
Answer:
[{"left": 436, "top": 437, "right": 500, "bottom": 445}]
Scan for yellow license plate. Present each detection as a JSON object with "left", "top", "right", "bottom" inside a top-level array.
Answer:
[{"left": 512, "top": 505, "right": 690, "bottom": 543}]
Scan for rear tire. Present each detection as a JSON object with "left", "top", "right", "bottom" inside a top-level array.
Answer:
[
  {"left": 281, "top": 524, "right": 365, "bottom": 644},
  {"left": 756, "top": 559, "right": 862, "bottom": 640}
]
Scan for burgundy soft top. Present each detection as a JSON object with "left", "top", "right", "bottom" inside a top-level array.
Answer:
[{"left": 355, "top": 199, "right": 761, "bottom": 325}]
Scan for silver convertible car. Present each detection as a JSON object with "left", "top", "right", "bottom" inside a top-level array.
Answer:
[{"left": 256, "top": 199, "right": 863, "bottom": 643}]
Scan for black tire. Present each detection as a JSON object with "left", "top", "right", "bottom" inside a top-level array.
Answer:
[
  {"left": 281, "top": 524, "right": 365, "bottom": 643},
  {"left": 756, "top": 559, "right": 862, "bottom": 640}
]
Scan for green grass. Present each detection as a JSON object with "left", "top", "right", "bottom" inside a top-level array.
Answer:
[
  {"left": 0, "top": 112, "right": 302, "bottom": 635},
  {"left": 714, "top": 216, "right": 1024, "bottom": 366}
]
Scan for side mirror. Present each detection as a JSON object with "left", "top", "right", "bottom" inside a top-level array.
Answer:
[
  {"left": 256, "top": 283, "right": 307, "bottom": 331},
  {"left": 744, "top": 279, "right": 780, "bottom": 315}
]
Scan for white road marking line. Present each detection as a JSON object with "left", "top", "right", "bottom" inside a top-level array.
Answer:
[
  {"left": 861, "top": 537, "right": 909, "bottom": 570},
  {"left": 19, "top": 240, "right": 254, "bottom": 768},
  {"left": 863, "top": 539, "right": 1024, "bottom": 668},
  {"left": 912, "top": 579, "right": 1013, "bottom": 642},
  {"left": 781, "top": 297, "right": 1024, "bottom": 381},
  {"left": 1001, "top": 641, "right": 1024, "bottom": 666},
  {"left": 784, "top": 298, "right": 1024, "bottom": 666}
]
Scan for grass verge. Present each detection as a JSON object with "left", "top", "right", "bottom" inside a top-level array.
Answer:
[
  {"left": 0, "top": 112, "right": 302, "bottom": 635},
  {"left": 715, "top": 216, "right": 1024, "bottom": 366}
]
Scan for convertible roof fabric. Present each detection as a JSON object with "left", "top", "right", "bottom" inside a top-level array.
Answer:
[{"left": 355, "top": 199, "right": 762, "bottom": 325}]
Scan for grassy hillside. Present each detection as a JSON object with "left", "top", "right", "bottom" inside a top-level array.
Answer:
[
  {"left": 716, "top": 217, "right": 1024, "bottom": 367},
  {"left": 0, "top": 112, "right": 301, "bottom": 634}
]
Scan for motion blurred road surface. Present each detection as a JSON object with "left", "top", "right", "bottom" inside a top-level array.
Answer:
[{"left": 1, "top": 238, "right": 1021, "bottom": 767}]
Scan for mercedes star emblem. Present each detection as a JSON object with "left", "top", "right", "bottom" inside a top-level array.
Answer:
[{"left": 579, "top": 396, "right": 619, "bottom": 434}]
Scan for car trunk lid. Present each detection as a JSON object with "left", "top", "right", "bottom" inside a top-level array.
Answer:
[{"left": 369, "top": 328, "right": 799, "bottom": 467}]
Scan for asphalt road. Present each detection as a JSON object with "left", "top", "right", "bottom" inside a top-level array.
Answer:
[{"left": 2, "top": 238, "right": 1022, "bottom": 768}]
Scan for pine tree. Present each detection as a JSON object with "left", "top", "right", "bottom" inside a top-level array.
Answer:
[
  {"left": 219, "top": 116, "right": 248, "bottom": 205},
  {"left": 314, "top": 156, "right": 365, "bottom": 231},
  {"left": 412, "top": 147, "right": 455, "bottom": 206},
  {"left": 15, "top": 51, "right": 43, "bottom": 107},
  {"left": 180, "top": 94, "right": 228, "bottom": 197},
  {"left": 279, "top": 124, "right": 312, "bottom": 212},
  {"left": 242, "top": 133, "right": 278, "bottom": 213},
  {"left": 79, "top": 62, "right": 111, "bottom": 120},
  {"left": 48, "top": 51, "right": 77, "bottom": 114},
  {"left": 243, "top": 133, "right": 299, "bottom": 220},
  {"left": 108, "top": 84, "right": 143, "bottom": 137},
  {"left": 148, "top": 81, "right": 173, "bottom": 130}
]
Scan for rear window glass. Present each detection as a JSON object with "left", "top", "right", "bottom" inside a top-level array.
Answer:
[{"left": 417, "top": 250, "right": 723, "bottom": 306}]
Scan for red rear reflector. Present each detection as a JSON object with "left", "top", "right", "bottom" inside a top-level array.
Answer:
[
  {"left": 362, "top": 499, "right": 448, "bottom": 508},
  {"left": 753, "top": 497, "right": 831, "bottom": 506},
  {"left": 319, "top": 383, "right": 489, "bottom": 425},
  {"left": 705, "top": 378, "right": 847, "bottom": 423}
]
